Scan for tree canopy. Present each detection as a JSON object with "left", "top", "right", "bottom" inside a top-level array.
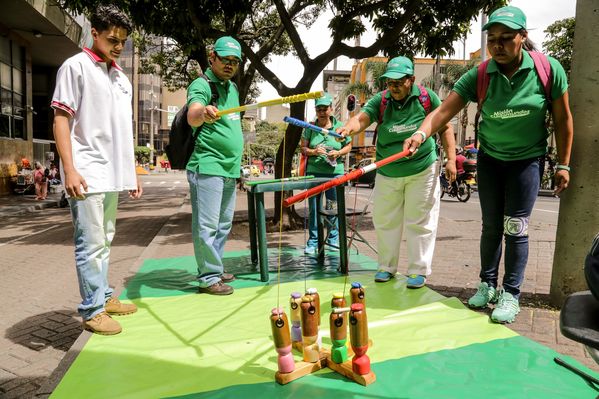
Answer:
[
  {"left": 60, "top": 0, "right": 506, "bottom": 226},
  {"left": 543, "top": 17, "right": 575, "bottom": 79}
]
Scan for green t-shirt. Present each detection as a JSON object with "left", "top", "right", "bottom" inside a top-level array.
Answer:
[
  {"left": 186, "top": 69, "right": 243, "bottom": 178},
  {"left": 302, "top": 116, "right": 349, "bottom": 175},
  {"left": 362, "top": 85, "right": 440, "bottom": 177},
  {"left": 452, "top": 50, "right": 568, "bottom": 161}
]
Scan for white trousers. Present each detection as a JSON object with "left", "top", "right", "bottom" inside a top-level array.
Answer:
[{"left": 373, "top": 162, "right": 440, "bottom": 276}]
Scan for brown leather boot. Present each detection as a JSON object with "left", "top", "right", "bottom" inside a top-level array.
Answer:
[
  {"left": 105, "top": 297, "right": 138, "bottom": 316},
  {"left": 220, "top": 272, "right": 235, "bottom": 283},
  {"left": 83, "top": 312, "right": 122, "bottom": 335},
  {"left": 198, "top": 281, "right": 234, "bottom": 295}
]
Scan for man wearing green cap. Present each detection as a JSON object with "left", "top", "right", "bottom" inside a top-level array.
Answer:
[
  {"left": 338, "top": 56, "right": 455, "bottom": 288},
  {"left": 406, "top": 5, "right": 573, "bottom": 323},
  {"left": 186, "top": 36, "right": 244, "bottom": 295},
  {"left": 301, "top": 93, "right": 352, "bottom": 254}
]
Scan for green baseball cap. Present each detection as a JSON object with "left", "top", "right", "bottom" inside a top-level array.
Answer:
[
  {"left": 380, "top": 56, "right": 414, "bottom": 80},
  {"left": 482, "top": 6, "right": 527, "bottom": 31},
  {"left": 315, "top": 93, "right": 333, "bottom": 107},
  {"left": 214, "top": 36, "right": 242, "bottom": 60}
]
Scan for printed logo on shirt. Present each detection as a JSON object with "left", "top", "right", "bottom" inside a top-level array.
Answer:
[
  {"left": 227, "top": 113, "right": 240, "bottom": 121},
  {"left": 388, "top": 123, "right": 417, "bottom": 134},
  {"left": 116, "top": 82, "right": 131, "bottom": 97},
  {"left": 490, "top": 109, "right": 531, "bottom": 119}
]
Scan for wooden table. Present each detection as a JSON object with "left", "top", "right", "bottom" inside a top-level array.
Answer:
[{"left": 246, "top": 177, "right": 348, "bottom": 282}]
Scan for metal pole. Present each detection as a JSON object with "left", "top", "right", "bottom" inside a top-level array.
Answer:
[
  {"left": 149, "top": 78, "right": 154, "bottom": 166},
  {"left": 480, "top": 13, "right": 487, "bottom": 62}
]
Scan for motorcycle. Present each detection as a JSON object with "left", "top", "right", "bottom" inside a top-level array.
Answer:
[{"left": 440, "top": 171, "right": 474, "bottom": 202}]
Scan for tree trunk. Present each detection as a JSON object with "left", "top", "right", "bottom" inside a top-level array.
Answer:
[
  {"left": 271, "top": 101, "right": 306, "bottom": 230},
  {"left": 550, "top": 0, "right": 599, "bottom": 307}
]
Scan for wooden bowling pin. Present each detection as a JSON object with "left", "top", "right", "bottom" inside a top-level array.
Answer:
[
  {"left": 349, "top": 303, "right": 370, "bottom": 375},
  {"left": 270, "top": 308, "right": 295, "bottom": 373},
  {"left": 329, "top": 293, "right": 348, "bottom": 363},
  {"left": 289, "top": 292, "right": 302, "bottom": 344},
  {"left": 300, "top": 295, "right": 320, "bottom": 362},
  {"left": 350, "top": 282, "right": 365, "bottom": 305}
]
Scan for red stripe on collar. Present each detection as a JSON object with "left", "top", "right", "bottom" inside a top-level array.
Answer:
[{"left": 83, "top": 47, "right": 123, "bottom": 71}]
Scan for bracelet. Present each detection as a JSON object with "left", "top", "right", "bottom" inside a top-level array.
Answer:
[
  {"left": 556, "top": 164, "right": 570, "bottom": 172},
  {"left": 412, "top": 130, "right": 427, "bottom": 143}
]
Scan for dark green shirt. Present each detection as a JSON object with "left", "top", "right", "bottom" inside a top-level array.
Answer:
[
  {"left": 452, "top": 50, "right": 568, "bottom": 161},
  {"left": 186, "top": 69, "right": 243, "bottom": 178},
  {"left": 362, "top": 85, "right": 441, "bottom": 177},
  {"left": 302, "top": 116, "right": 349, "bottom": 175}
]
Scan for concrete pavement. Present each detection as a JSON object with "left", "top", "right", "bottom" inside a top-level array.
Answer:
[{"left": 0, "top": 174, "right": 596, "bottom": 398}]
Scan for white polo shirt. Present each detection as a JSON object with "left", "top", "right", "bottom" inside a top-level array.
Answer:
[{"left": 51, "top": 47, "right": 136, "bottom": 194}]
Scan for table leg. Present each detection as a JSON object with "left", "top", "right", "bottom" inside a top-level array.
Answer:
[
  {"left": 247, "top": 191, "right": 258, "bottom": 265},
  {"left": 317, "top": 194, "right": 325, "bottom": 264},
  {"left": 336, "top": 185, "right": 348, "bottom": 274},
  {"left": 255, "top": 192, "right": 269, "bottom": 282}
]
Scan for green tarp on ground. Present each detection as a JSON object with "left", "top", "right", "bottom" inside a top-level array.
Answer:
[{"left": 51, "top": 250, "right": 599, "bottom": 398}]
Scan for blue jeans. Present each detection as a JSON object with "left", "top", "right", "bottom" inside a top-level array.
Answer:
[
  {"left": 69, "top": 192, "right": 119, "bottom": 320},
  {"left": 306, "top": 172, "right": 340, "bottom": 248},
  {"left": 477, "top": 150, "right": 541, "bottom": 298},
  {"left": 187, "top": 172, "right": 237, "bottom": 287}
]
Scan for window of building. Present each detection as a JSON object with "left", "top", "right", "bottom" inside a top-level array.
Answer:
[{"left": 0, "top": 36, "right": 26, "bottom": 140}]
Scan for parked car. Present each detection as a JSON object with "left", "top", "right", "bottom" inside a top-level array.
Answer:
[{"left": 348, "top": 158, "right": 376, "bottom": 188}]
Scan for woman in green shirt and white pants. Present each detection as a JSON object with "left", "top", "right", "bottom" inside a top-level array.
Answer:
[{"left": 338, "top": 57, "right": 455, "bottom": 289}]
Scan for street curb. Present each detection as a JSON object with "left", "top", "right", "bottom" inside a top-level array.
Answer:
[
  {"left": 0, "top": 196, "right": 62, "bottom": 218},
  {"left": 35, "top": 193, "right": 188, "bottom": 398}
]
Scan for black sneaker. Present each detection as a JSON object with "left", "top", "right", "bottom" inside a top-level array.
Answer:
[{"left": 198, "top": 281, "right": 234, "bottom": 295}]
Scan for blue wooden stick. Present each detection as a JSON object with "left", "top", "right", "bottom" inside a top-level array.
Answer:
[{"left": 283, "top": 116, "right": 344, "bottom": 139}]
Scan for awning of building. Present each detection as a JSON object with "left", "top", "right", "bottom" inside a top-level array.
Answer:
[{"left": 0, "top": 0, "right": 82, "bottom": 67}]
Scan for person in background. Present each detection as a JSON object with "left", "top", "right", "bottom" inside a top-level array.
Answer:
[
  {"left": 301, "top": 93, "right": 352, "bottom": 255},
  {"left": 337, "top": 56, "right": 455, "bottom": 289},
  {"left": 406, "top": 6, "right": 573, "bottom": 323},
  {"left": 33, "top": 162, "right": 47, "bottom": 200}
]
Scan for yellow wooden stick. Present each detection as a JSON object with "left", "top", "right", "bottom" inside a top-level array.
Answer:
[{"left": 216, "top": 91, "right": 324, "bottom": 116}]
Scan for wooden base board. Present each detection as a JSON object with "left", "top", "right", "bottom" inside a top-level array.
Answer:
[
  {"left": 325, "top": 353, "right": 376, "bottom": 386},
  {"left": 275, "top": 357, "right": 327, "bottom": 385},
  {"left": 276, "top": 346, "right": 376, "bottom": 386}
]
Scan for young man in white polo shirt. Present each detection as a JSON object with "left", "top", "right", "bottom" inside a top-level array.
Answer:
[{"left": 52, "top": 5, "right": 142, "bottom": 335}]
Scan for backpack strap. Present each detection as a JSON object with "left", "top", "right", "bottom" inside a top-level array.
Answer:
[
  {"left": 373, "top": 89, "right": 389, "bottom": 145},
  {"left": 190, "top": 74, "right": 220, "bottom": 144},
  {"left": 416, "top": 84, "right": 431, "bottom": 114},
  {"left": 474, "top": 59, "right": 491, "bottom": 148},
  {"left": 528, "top": 51, "right": 552, "bottom": 106},
  {"left": 201, "top": 74, "right": 220, "bottom": 107}
]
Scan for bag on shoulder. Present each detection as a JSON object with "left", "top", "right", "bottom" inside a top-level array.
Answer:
[{"left": 165, "top": 74, "right": 219, "bottom": 170}]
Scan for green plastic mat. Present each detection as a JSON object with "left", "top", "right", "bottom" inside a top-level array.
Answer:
[
  {"left": 120, "top": 248, "right": 379, "bottom": 299},
  {"left": 51, "top": 250, "right": 599, "bottom": 398}
]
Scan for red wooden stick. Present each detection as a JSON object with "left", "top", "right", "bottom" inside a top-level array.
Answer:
[{"left": 283, "top": 149, "right": 412, "bottom": 207}]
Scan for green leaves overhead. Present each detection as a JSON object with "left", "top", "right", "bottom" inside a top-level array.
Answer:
[{"left": 543, "top": 18, "right": 574, "bottom": 79}]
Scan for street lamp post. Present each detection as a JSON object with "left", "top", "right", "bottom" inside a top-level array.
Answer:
[{"left": 149, "top": 90, "right": 156, "bottom": 166}]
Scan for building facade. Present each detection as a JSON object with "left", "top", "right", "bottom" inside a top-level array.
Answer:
[{"left": 0, "top": 0, "right": 84, "bottom": 195}]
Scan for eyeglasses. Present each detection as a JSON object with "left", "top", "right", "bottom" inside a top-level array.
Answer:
[
  {"left": 215, "top": 54, "right": 240, "bottom": 66},
  {"left": 386, "top": 77, "right": 409, "bottom": 87}
]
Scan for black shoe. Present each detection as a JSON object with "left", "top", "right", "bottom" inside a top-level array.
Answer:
[{"left": 198, "top": 281, "right": 234, "bottom": 295}]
